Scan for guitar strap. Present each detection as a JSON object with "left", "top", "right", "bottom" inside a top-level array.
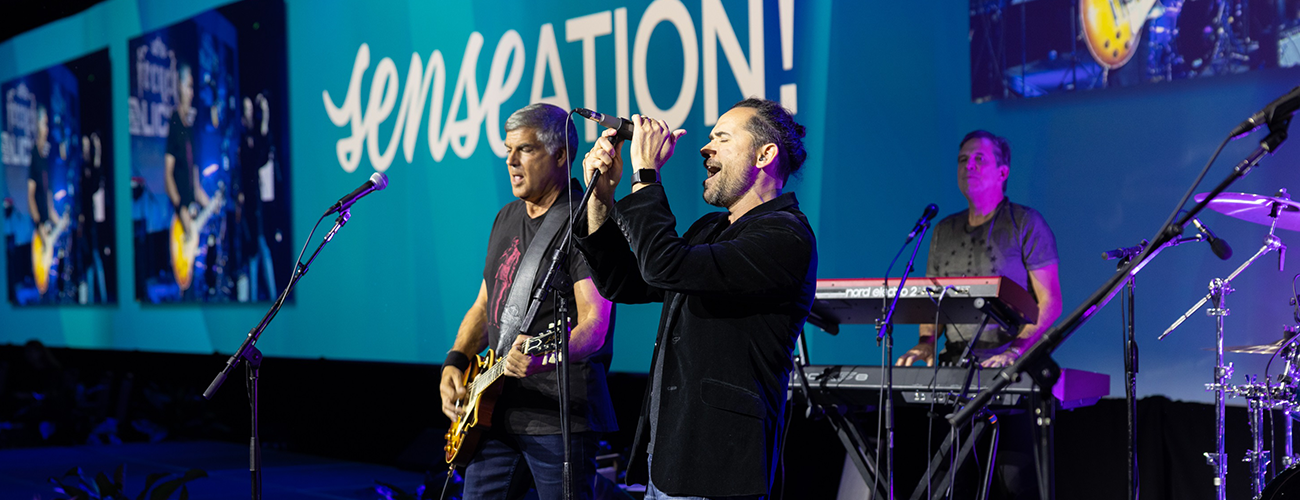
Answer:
[{"left": 494, "top": 195, "right": 574, "bottom": 356}]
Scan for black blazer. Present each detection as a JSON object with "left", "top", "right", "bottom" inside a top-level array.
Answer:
[{"left": 575, "top": 186, "right": 817, "bottom": 497}]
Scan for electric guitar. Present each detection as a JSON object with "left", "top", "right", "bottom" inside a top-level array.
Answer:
[
  {"left": 31, "top": 208, "right": 71, "bottom": 295},
  {"left": 1080, "top": 0, "right": 1163, "bottom": 70},
  {"left": 169, "top": 185, "right": 224, "bottom": 292},
  {"left": 444, "top": 323, "right": 565, "bottom": 466}
]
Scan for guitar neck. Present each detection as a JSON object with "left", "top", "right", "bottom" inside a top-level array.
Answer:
[
  {"left": 468, "top": 356, "right": 508, "bottom": 397},
  {"left": 1128, "top": 0, "right": 1161, "bottom": 36}
]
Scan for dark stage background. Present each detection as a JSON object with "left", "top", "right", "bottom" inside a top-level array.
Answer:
[{"left": 0, "top": 344, "right": 1285, "bottom": 500}]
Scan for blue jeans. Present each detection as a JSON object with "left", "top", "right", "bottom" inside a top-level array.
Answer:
[
  {"left": 462, "top": 431, "right": 600, "bottom": 500},
  {"left": 643, "top": 454, "right": 766, "bottom": 500}
]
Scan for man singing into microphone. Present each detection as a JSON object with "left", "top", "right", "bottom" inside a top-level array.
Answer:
[
  {"left": 439, "top": 103, "right": 617, "bottom": 500},
  {"left": 896, "top": 130, "right": 1061, "bottom": 368},
  {"left": 577, "top": 98, "right": 817, "bottom": 499}
]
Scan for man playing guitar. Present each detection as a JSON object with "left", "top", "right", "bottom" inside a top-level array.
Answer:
[
  {"left": 439, "top": 103, "right": 617, "bottom": 500},
  {"left": 164, "top": 62, "right": 218, "bottom": 295}
]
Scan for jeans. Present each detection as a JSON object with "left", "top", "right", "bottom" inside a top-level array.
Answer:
[
  {"left": 462, "top": 430, "right": 601, "bottom": 500},
  {"left": 643, "top": 454, "right": 766, "bottom": 500}
]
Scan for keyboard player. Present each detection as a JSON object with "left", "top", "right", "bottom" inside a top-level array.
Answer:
[{"left": 896, "top": 130, "right": 1062, "bottom": 369}]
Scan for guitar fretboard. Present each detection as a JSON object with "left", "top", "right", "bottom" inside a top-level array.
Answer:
[{"left": 469, "top": 358, "right": 506, "bottom": 397}]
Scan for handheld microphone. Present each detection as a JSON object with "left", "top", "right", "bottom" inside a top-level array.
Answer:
[
  {"left": 325, "top": 172, "right": 388, "bottom": 216},
  {"left": 905, "top": 204, "right": 939, "bottom": 242},
  {"left": 1191, "top": 217, "right": 1232, "bottom": 260},
  {"left": 1229, "top": 85, "right": 1300, "bottom": 139},
  {"left": 573, "top": 108, "right": 633, "bottom": 141}
]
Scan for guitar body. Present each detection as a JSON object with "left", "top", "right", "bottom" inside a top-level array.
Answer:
[
  {"left": 444, "top": 349, "right": 503, "bottom": 466},
  {"left": 443, "top": 324, "right": 565, "bottom": 466},
  {"left": 1082, "top": 0, "right": 1140, "bottom": 69},
  {"left": 1081, "top": 0, "right": 1161, "bottom": 70},
  {"left": 170, "top": 189, "right": 224, "bottom": 292},
  {"left": 31, "top": 210, "right": 71, "bottom": 295}
]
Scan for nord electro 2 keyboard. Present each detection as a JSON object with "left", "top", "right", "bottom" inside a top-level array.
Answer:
[{"left": 807, "top": 276, "right": 1038, "bottom": 334}]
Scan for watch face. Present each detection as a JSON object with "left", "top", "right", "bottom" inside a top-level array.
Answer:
[{"left": 635, "top": 169, "right": 658, "bottom": 184}]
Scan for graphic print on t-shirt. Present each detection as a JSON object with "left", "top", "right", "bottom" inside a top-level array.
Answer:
[{"left": 488, "top": 236, "right": 522, "bottom": 329}]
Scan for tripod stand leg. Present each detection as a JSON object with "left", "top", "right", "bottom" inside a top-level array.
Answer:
[
  {"left": 977, "top": 415, "right": 1000, "bottom": 500},
  {"left": 825, "top": 408, "right": 886, "bottom": 499},
  {"left": 907, "top": 415, "right": 994, "bottom": 500},
  {"left": 1031, "top": 390, "right": 1055, "bottom": 500},
  {"left": 908, "top": 419, "right": 969, "bottom": 500}
]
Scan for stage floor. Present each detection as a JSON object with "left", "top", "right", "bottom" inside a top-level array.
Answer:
[{"left": 0, "top": 440, "right": 429, "bottom": 499}]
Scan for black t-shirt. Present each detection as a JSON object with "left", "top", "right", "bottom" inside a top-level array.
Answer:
[
  {"left": 166, "top": 110, "right": 195, "bottom": 209},
  {"left": 481, "top": 188, "right": 617, "bottom": 435},
  {"left": 28, "top": 146, "right": 49, "bottom": 223}
]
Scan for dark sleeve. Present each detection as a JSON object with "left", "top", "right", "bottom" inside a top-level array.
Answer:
[
  {"left": 574, "top": 204, "right": 665, "bottom": 305},
  {"left": 611, "top": 185, "right": 813, "bottom": 296},
  {"left": 1020, "top": 209, "right": 1059, "bottom": 271}
]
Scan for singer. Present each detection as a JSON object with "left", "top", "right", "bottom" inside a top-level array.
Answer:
[
  {"left": 438, "top": 103, "right": 617, "bottom": 500},
  {"left": 896, "top": 130, "right": 1061, "bottom": 499},
  {"left": 575, "top": 98, "right": 816, "bottom": 499}
]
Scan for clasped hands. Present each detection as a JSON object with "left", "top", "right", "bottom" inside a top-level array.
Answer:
[{"left": 582, "top": 114, "right": 687, "bottom": 205}]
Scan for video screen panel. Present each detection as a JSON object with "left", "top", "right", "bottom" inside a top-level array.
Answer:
[
  {"left": 971, "top": 0, "right": 1300, "bottom": 101},
  {"left": 2, "top": 48, "right": 117, "bottom": 306},
  {"left": 128, "top": 0, "right": 291, "bottom": 303}
]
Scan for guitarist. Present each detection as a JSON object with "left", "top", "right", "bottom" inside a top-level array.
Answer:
[
  {"left": 26, "top": 106, "right": 55, "bottom": 230},
  {"left": 26, "top": 105, "right": 61, "bottom": 298},
  {"left": 164, "top": 66, "right": 213, "bottom": 249},
  {"left": 439, "top": 103, "right": 617, "bottom": 500}
]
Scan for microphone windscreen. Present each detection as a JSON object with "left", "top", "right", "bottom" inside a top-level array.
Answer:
[
  {"left": 370, "top": 172, "right": 389, "bottom": 191},
  {"left": 1210, "top": 239, "right": 1232, "bottom": 260}
]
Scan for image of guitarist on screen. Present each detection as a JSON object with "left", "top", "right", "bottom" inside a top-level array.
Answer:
[
  {"left": 439, "top": 103, "right": 616, "bottom": 500},
  {"left": 896, "top": 130, "right": 1062, "bottom": 499},
  {"left": 27, "top": 104, "right": 70, "bottom": 300},
  {"left": 27, "top": 105, "right": 56, "bottom": 242},
  {"left": 164, "top": 62, "right": 215, "bottom": 297}
]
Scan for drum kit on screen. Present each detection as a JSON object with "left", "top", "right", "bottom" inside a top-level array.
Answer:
[{"left": 1160, "top": 188, "right": 1300, "bottom": 499}]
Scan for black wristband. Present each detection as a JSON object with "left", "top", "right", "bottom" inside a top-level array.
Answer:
[
  {"left": 444, "top": 350, "right": 471, "bottom": 371},
  {"left": 632, "top": 168, "right": 660, "bottom": 184}
]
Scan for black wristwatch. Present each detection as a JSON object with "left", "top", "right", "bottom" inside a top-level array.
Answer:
[{"left": 632, "top": 168, "right": 660, "bottom": 184}]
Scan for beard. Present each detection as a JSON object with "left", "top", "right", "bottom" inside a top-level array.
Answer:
[{"left": 702, "top": 157, "right": 758, "bottom": 208}]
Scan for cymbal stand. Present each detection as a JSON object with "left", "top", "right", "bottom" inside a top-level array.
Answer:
[
  {"left": 1159, "top": 230, "right": 1287, "bottom": 500},
  {"left": 1238, "top": 376, "right": 1273, "bottom": 497},
  {"left": 1287, "top": 407, "right": 1297, "bottom": 469}
]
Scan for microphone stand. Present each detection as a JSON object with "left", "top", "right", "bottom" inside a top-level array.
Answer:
[
  {"left": 1100, "top": 233, "right": 1204, "bottom": 500},
  {"left": 877, "top": 219, "right": 932, "bottom": 499},
  {"left": 514, "top": 171, "right": 603, "bottom": 500},
  {"left": 949, "top": 118, "right": 1290, "bottom": 429},
  {"left": 203, "top": 208, "right": 353, "bottom": 500}
]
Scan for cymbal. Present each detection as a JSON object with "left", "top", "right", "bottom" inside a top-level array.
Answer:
[
  {"left": 1195, "top": 191, "right": 1300, "bottom": 231},
  {"left": 1221, "top": 338, "right": 1289, "bottom": 355}
]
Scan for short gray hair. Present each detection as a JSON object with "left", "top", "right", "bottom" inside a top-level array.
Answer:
[{"left": 505, "top": 103, "right": 579, "bottom": 165}]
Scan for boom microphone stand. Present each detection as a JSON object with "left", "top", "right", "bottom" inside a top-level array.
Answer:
[
  {"left": 1101, "top": 232, "right": 1214, "bottom": 500},
  {"left": 877, "top": 214, "right": 934, "bottom": 499},
  {"left": 203, "top": 208, "right": 355, "bottom": 500},
  {"left": 514, "top": 170, "right": 605, "bottom": 500}
]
